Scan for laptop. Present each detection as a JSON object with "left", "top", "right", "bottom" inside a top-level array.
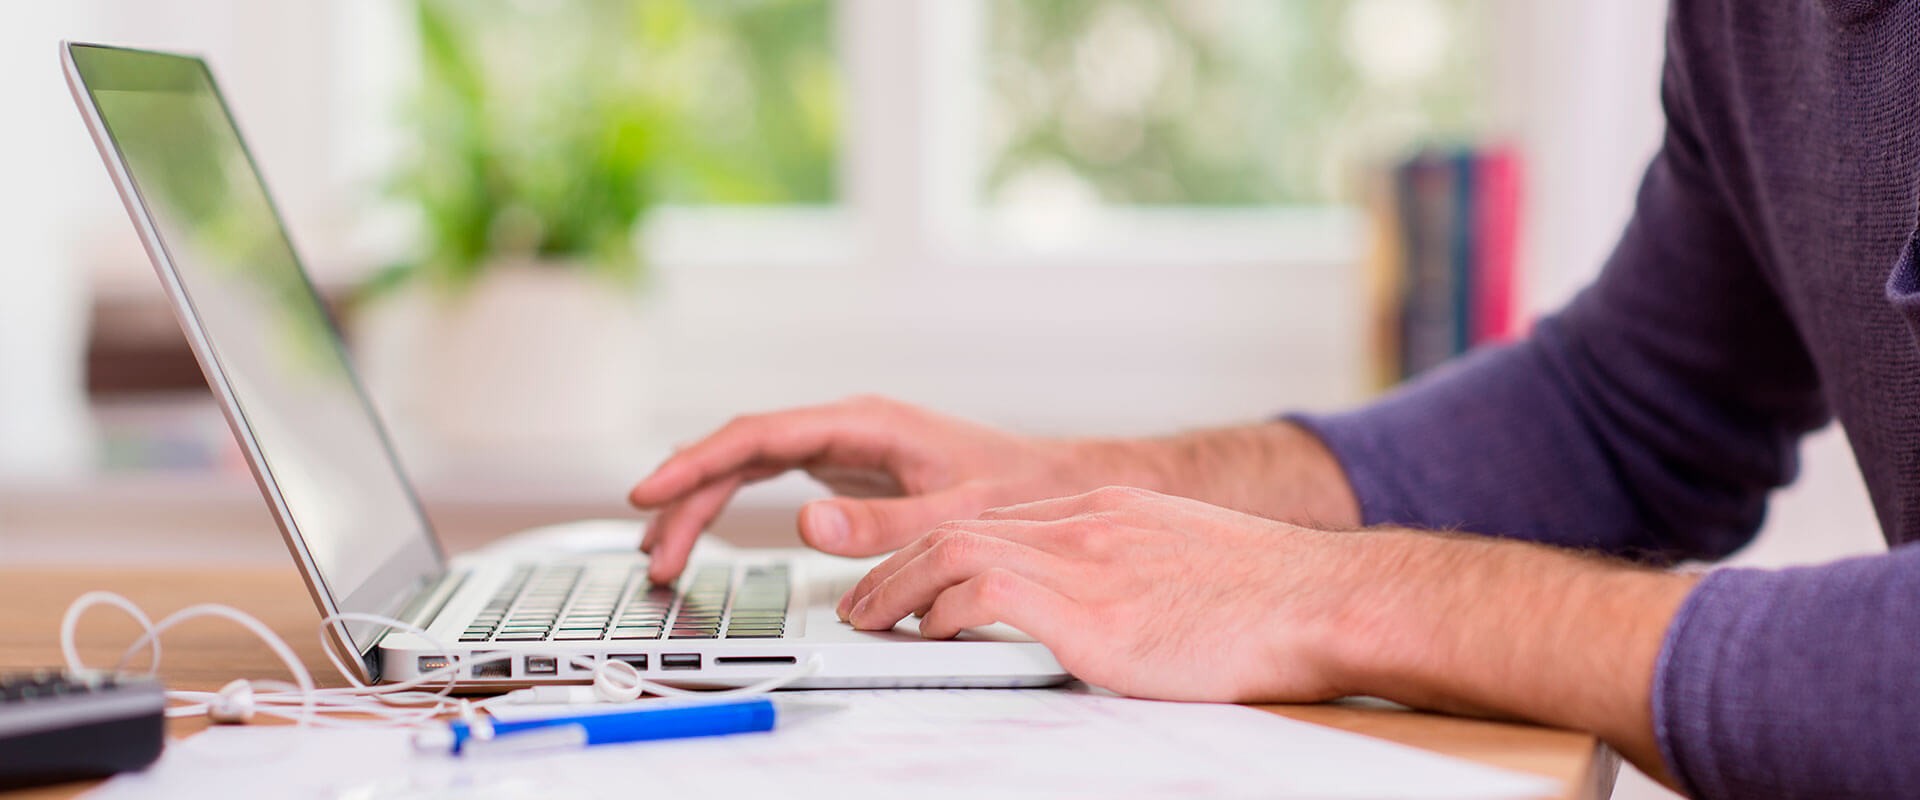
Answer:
[{"left": 62, "top": 42, "right": 1068, "bottom": 689}]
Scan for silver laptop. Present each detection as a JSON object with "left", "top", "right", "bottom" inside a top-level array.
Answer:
[{"left": 63, "top": 42, "right": 1068, "bottom": 689}]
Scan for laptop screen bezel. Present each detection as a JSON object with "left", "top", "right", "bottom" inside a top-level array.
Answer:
[{"left": 61, "top": 41, "right": 449, "bottom": 680}]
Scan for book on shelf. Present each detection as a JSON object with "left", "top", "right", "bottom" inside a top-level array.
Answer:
[{"left": 1364, "top": 144, "right": 1526, "bottom": 388}]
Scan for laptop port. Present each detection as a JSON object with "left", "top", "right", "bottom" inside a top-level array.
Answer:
[
  {"left": 660, "top": 654, "right": 701, "bottom": 671},
  {"left": 471, "top": 653, "right": 510, "bottom": 679},
  {"left": 417, "top": 656, "right": 450, "bottom": 674},
  {"left": 525, "top": 656, "right": 558, "bottom": 676},
  {"left": 714, "top": 656, "right": 797, "bottom": 666},
  {"left": 610, "top": 654, "right": 648, "bottom": 671}
]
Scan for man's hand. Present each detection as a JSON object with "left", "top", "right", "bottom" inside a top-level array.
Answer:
[
  {"left": 838, "top": 486, "right": 1699, "bottom": 785},
  {"left": 628, "top": 396, "right": 1358, "bottom": 584},
  {"left": 839, "top": 486, "right": 1358, "bottom": 701}
]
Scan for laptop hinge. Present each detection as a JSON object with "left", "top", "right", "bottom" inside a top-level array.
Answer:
[{"left": 366, "top": 569, "right": 470, "bottom": 682}]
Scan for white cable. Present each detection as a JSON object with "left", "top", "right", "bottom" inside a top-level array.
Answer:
[{"left": 58, "top": 590, "right": 824, "bottom": 731}]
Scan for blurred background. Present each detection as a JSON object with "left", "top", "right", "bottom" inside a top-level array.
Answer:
[{"left": 0, "top": 4, "right": 1886, "bottom": 797}]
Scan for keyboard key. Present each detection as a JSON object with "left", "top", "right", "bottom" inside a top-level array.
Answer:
[
  {"left": 725, "top": 633, "right": 783, "bottom": 639},
  {"left": 494, "top": 632, "right": 546, "bottom": 641},
  {"left": 553, "top": 631, "right": 605, "bottom": 640}
]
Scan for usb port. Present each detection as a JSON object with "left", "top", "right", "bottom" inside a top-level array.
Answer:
[
  {"left": 610, "top": 654, "right": 648, "bottom": 671},
  {"left": 471, "top": 653, "right": 510, "bottom": 679},
  {"left": 660, "top": 654, "right": 701, "bottom": 671},
  {"left": 525, "top": 656, "right": 558, "bottom": 675},
  {"left": 417, "top": 656, "right": 450, "bottom": 673}
]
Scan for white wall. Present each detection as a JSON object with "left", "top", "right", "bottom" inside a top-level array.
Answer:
[{"left": 0, "top": 5, "right": 103, "bottom": 478}]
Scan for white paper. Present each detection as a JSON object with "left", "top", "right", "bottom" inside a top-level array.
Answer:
[{"left": 91, "top": 689, "right": 1558, "bottom": 800}]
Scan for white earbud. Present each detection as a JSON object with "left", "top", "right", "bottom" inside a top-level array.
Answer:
[{"left": 208, "top": 678, "right": 256, "bottom": 723}]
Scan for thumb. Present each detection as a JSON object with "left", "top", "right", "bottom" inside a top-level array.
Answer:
[{"left": 799, "top": 485, "right": 991, "bottom": 556}]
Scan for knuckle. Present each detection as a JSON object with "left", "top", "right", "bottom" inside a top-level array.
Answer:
[
  {"left": 1088, "top": 485, "right": 1149, "bottom": 505},
  {"left": 972, "top": 568, "right": 1021, "bottom": 606},
  {"left": 1057, "top": 521, "right": 1103, "bottom": 553},
  {"left": 926, "top": 530, "right": 982, "bottom": 568},
  {"left": 923, "top": 522, "right": 965, "bottom": 546}
]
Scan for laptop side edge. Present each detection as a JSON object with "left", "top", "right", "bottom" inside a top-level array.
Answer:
[{"left": 59, "top": 41, "right": 437, "bottom": 684}]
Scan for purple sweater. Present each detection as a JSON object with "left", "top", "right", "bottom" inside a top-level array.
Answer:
[{"left": 1296, "top": 1, "right": 1920, "bottom": 797}]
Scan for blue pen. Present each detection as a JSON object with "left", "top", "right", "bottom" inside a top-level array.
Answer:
[{"left": 414, "top": 698, "right": 828, "bottom": 756}]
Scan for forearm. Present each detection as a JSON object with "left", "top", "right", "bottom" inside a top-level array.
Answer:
[
  {"left": 1071, "top": 422, "right": 1361, "bottom": 528},
  {"left": 1324, "top": 530, "right": 1698, "bottom": 787}
]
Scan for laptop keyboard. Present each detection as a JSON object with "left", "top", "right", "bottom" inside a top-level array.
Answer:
[{"left": 457, "top": 563, "right": 790, "bottom": 643}]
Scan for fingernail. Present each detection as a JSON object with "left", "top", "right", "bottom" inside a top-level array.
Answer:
[
  {"left": 805, "top": 503, "right": 849, "bottom": 549},
  {"left": 836, "top": 590, "right": 854, "bottom": 620},
  {"left": 849, "top": 596, "right": 871, "bottom": 625}
]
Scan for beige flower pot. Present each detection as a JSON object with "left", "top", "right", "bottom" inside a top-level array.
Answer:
[{"left": 355, "top": 261, "right": 651, "bottom": 475}]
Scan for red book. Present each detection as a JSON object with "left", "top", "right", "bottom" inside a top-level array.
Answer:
[{"left": 1471, "top": 147, "right": 1524, "bottom": 345}]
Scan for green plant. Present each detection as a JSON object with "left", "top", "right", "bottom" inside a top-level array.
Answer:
[
  {"left": 383, "top": 0, "right": 664, "bottom": 292},
  {"left": 370, "top": 0, "right": 839, "bottom": 299}
]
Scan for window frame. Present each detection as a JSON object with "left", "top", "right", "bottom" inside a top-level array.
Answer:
[{"left": 636, "top": 0, "right": 1366, "bottom": 277}]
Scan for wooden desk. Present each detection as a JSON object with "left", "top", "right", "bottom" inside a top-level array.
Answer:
[{"left": 0, "top": 566, "right": 1617, "bottom": 799}]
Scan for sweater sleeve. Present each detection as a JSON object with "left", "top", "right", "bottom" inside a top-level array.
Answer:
[
  {"left": 1655, "top": 548, "right": 1920, "bottom": 799},
  {"left": 1292, "top": 18, "right": 1828, "bottom": 562}
]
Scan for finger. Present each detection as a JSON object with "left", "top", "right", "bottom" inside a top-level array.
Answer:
[
  {"left": 801, "top": 482, "right": 997, "bottom": 558},
  {"left": 977, "top": 485, "right": 1160, "bottom": 522},
  {"left": 837, "top": 519, "right": 1048, "bottom": 620},
  {"left": 645, "top": 474, "right": 745, "bottom": 585},
  {"left": 917, "top": 568, "right": 1088, "bottom": 647},
  {"left": 629, "top": 403, "right": 900, "bottom": 508},
  {"left": 837, "top": 517, "right": 1052, "bottom": 617},
  {"left": 642, "top": 462, "right": 786, "bottom": 555},
  {"left": 640, "top": 499, "right": 679, "bottom": 554},
  {"left": 845, "top": 532, "right": 1063, "bottom": 632}
]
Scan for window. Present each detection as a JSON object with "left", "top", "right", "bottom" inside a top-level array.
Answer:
[
  {"left": 981, "top": 0, "right": 1491, "bottom": 207},
  {"left": 406, "top": 0, "right": 839, "bottom": 207},
  {"left": 624, "top": 0, "right": 840, "bottom": 205},
  {"left": 378, "top": 0, "right": 1494, "bottom": 270}
]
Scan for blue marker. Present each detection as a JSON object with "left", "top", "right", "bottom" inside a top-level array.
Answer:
[{"left": 414, "top": 697, "right": 832, "bottom": 756}]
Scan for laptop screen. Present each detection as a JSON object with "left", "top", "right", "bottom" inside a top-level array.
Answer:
[{"left": 69, "top": 44, "right": 443, "bottom": 655}]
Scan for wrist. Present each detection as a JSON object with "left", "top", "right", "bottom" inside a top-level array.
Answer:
[
  {"left": 1320, "top": 530, "right": 1698, "bottom": 779},
  {"left": 1089, "top": 422, "right": 1359, "bottom": 527},
  {"left": 1312, "top": 529, "right": 1464, "bottom": 698},
  {"left": 1058, "top": 437, "right": 1181, "bottom": 496}
]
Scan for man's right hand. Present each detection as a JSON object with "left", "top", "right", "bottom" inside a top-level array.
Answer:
[{"left": 627, "top": 395, "right": 1358, "bottom": 584}]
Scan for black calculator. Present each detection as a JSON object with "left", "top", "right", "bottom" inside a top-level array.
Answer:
[{"left": 0, "top": 670, "right": 166, "bottom": 789}]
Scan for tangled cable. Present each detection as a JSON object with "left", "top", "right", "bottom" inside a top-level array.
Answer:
[{"left": 59, "top": 590, "right": 824, "bottom": 730}]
